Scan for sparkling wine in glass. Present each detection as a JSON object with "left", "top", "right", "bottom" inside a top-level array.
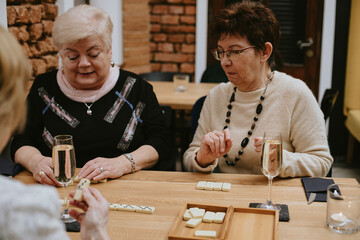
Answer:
[
  {"left": 257, "top": 131, "right": 282, "bottom": 210},
  {"left": 52, "top": 135, "right": 76, "bottom": 223}
]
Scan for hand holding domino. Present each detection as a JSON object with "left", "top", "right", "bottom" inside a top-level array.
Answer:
[{"left": 73, "top": 178, "right": 91, "bottom": 201}]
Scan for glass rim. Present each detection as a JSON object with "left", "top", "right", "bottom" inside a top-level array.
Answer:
[{"left": 54, "top": 134, "right": 73, "bottom": 140}]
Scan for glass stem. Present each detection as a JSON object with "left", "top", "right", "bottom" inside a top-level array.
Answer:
[
  {"left": 63, "top": 184, "right": 69, "bottom": 212},
  {"left": 267, "top": 177, "right": 273, "bottom": 203}
]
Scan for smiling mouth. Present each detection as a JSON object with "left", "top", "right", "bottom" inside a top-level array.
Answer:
[{"left": 78, "top": 72, "right": 95, "bottom": 75}]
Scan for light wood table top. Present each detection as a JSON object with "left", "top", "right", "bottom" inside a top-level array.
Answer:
[
  {"left": 149, "top": 81, "right": 218, "bottom": 110},
  {"left": 15, "top": 170, "right": 359, "bottom": 240}
]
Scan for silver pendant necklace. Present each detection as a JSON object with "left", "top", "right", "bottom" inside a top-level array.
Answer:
[{"left": 84, "top": 102, "right": 95, "bottom": 115}]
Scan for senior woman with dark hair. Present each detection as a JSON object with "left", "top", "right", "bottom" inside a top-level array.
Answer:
[
  {"left": 183, "top": 1, "right": 333, "bottom": 177},
  {"left": 11, "top": 4, "right": 171, "bottom": 185}
]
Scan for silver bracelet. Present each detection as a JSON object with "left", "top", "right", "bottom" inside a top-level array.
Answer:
[{"left": 123, "top": 153, "right": 135, "bottom": 173}]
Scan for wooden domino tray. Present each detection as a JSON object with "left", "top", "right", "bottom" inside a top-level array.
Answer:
[
  {"left": 168, "top": 203, "right": 232, "bottom": 240},
  {"left": 168, "top": 203, "right": 278, "bottom": 240}
]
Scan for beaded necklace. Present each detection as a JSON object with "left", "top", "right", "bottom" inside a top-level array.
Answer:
[{"left": 223, "top": 72, "right": 274, "bottom": 166}]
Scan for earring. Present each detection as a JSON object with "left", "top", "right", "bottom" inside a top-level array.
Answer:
[{"left": 111, "top": 60, "right": 115, "bottom": 67}]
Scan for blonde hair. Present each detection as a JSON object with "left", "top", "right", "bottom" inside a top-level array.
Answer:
[
  {"left": 0, "top": 25, "right": 32, "bottom": 138},
  {"left": 52, "top": 4, "right": 113, "bottom": 51}
]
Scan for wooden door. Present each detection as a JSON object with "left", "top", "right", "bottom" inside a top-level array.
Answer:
[{"left": 207, "top": 0, "right": 323, "bottom": 99}]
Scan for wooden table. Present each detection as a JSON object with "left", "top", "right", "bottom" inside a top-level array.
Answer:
[
  {"left": 15, "top": 170, "right": 359, "bottom": 240},
  {"left": 149, "top": 81, "right": 218, "bottom": 110}
]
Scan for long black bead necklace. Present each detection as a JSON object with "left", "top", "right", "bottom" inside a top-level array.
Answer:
[{"left": 223, "top": 72, "right": 274, "bottom": 166}]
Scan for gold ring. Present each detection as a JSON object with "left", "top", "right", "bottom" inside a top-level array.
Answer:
[
  {"left": 39, "top": 170, "right": 45, "bottom": 177},
  {"left": 99, "top": 167, "right": 104, "bottom": 173}
]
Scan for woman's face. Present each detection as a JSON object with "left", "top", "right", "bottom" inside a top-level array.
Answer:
[
  {"left": 217, "top": 34, "right": 264, "bottom": 91},
  {"left": 60, "top": 37, "right": 112, "bottom": 90}
]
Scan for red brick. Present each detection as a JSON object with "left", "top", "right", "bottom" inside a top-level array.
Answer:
[
  {"left": 42, "top": 54, "right": 59, "bottom": 70},
  {"left": 185, "top": 5, "right": 196, "bottom": 15},
  {"left": 169, "top": 6, "right": 184, "bottom": 15},
  {"left": 151, "top": 24, "right": 161, "bottom": 33},
  {"left": 43, "top": 3, "right": 58, "bottom": 20},
  {"left": 181, "top": 44, "right": 195, "bottom": 53},
  {"left": 151, "top": 63, "right": 161, "bottom": 71},
  {"left": 7, "top": 26, "right": 19, "bottom": 39},
  {"left": 18, "top": 25, "right": 30, "bottom": 42},
  {"left": 150, "top": 42, "right": 157, "bottom": 52},
  {"left": 7, "top": 6, "right": 16, "bottom": 26},
  {"left": 180, "top": 25, "right": 195, "bottom": 33},
  {"left": 150, "top": 15, "right": 162, "bottom": 23},
  {"left": 152, "top": 4, "right": 168, "bottom": 14},
  {"left": 21, "top": 42, "right": 31, "bottom": 58},
  {"left": 14, "top": 5, "right": 29, "bottom": 24},
  {"left": 187, "top": 54, "right": 195, "bottom": 62},
  {"left": 37, "top": 37, "right": 58, "bottom": 53},
  {"left": 186, "top": 34, "right": 195, "bottom": 43},
  {"left": 154, "top": 53, "right": 187, "bottom": 63},
  {"left": 168, "top": 34, "right": 185, "bottom": 43},
  {"left": 162, "top": 25, "right": 181, "bottom": 33},
  {"left": 29, "top": 23, "right": 43, "bottom": 40},
  {"left": 31, "top": 59, "right": 47, "bottom": 76},
  {"left": 161, "top": 15, "right": 179, "bottom": 25},
  {"left": 29, "top": 5, "right": 43, "bottom": 23},
  {"left": 158, "top": 43, "right": 173, "bottom": 52},
  {"left": 42, "top": 20, "right": 53, "bottom": 35},
  {"left": 180, "top": 63, "right": 194, "bottom": 73},
  {"left": 183, "top": 0, "right": 196, "bottom": 4},
  {"left": 152, "top": 33, "right": 167, "bottom": 42},
  {"left": 180, "top": 15, "right": 195, "bottom": 24},
  {"left": 161, "top": 63, "right": 178, "bottom": 72}
]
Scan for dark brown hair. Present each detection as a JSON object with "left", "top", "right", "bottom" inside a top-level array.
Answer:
[{"left": 212, "top": 1, "right": 280, "bottom": 69}]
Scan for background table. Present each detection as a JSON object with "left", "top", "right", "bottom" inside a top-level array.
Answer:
[
  {"left": 149, "top": 81, "right": 218, "bottom": 110},
  {"left": 15, "top": 170, "right": 359, "bottom": 240}
]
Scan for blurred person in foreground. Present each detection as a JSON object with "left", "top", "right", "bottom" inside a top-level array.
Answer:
[
  {"left": 11, "top": 4, "right": 171, "bottom": 186},
  {"left": 183, "top": 1, "right": 333, "bottom": 177},
  {"left": 0, "top": 25, "right": 109, "bottom": 240}
]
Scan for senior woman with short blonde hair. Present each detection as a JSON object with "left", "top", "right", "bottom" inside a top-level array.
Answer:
[{"left": 11, "top": 4, "right": 172, "bottom": 185}]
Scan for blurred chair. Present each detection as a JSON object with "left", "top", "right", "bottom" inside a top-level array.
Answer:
[
  {"left": 151, "top": 105, "right": 176, "bottom": 171},
  {"left": 200, "top": 62, "right": 228, "bottom": 83},
  {"left": 139, "top": 71, "right": 192, "bottom": 82},
  {"left": 191, "top": 96, "right": 206, "bottom": 137},
  {"left": 320, "top": 88, "right": 339, "bottom": 121},
  {"left": 320, "top": 88, "right": 338, "bottom": 177},
  {"left": 344, "top": 0, "right": 360, "bottom": 166}
]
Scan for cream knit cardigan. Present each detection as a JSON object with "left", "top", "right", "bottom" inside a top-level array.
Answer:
[{"left": 183, "top": 71, "right": 333, "bottom": 177}]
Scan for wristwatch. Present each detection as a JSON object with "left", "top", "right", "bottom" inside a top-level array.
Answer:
[{"left": 124, "top": 153, "right": 135, "bottom": 173}]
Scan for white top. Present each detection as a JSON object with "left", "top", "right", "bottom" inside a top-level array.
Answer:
[
  {"left": 183, "top": 71, "right": 333, "bottom": 177},
  {"left": 0, "top": 176, "right": 69, "bottom": 240}
]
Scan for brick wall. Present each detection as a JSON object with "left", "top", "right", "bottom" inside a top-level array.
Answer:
[
  {"left": 149, "top": 0, "right": 196, "bottom": 79},
  {"left": 6, "top": 0, "right": 197, "bottom": 80},
  {"left": 7, "top": 0, "right": 59, "bottom": 78}
]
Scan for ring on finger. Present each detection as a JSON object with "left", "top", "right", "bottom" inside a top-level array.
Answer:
[
  {"left": 39, "top": 170, "right": 45, "bottom": 177},
  {"left": 99, "top": 166, "right": 104, "bottom": 173}
]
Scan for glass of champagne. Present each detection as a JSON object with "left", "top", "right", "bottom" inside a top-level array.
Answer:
[
  {"left": 52, "top": 134, "right": 76, "bottom": 223},
  {"left": 257, "top": 131, "right": 283, "bottom": 210}
]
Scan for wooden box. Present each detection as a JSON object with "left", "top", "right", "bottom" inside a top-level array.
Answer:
[
  {"left": 225, "top": 207, "right": 279, "bottom": 240},
  {"left": 168, "top": 204, "right": 278, "bottom": 240},
  {"left": 168, "top": 203, "right": 233, "bottom": 240}
]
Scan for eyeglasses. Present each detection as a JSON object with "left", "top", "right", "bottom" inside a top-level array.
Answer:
[{"left": 211, "top": 46, "right": 255, "bottom": 61}]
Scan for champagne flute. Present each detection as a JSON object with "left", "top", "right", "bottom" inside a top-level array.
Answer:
[
  {"left": 257, "top": 131, "right": 282, "bottom": 210},
  {"left": 52, "top": 134, "right": 76, "bottom": 223}
]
